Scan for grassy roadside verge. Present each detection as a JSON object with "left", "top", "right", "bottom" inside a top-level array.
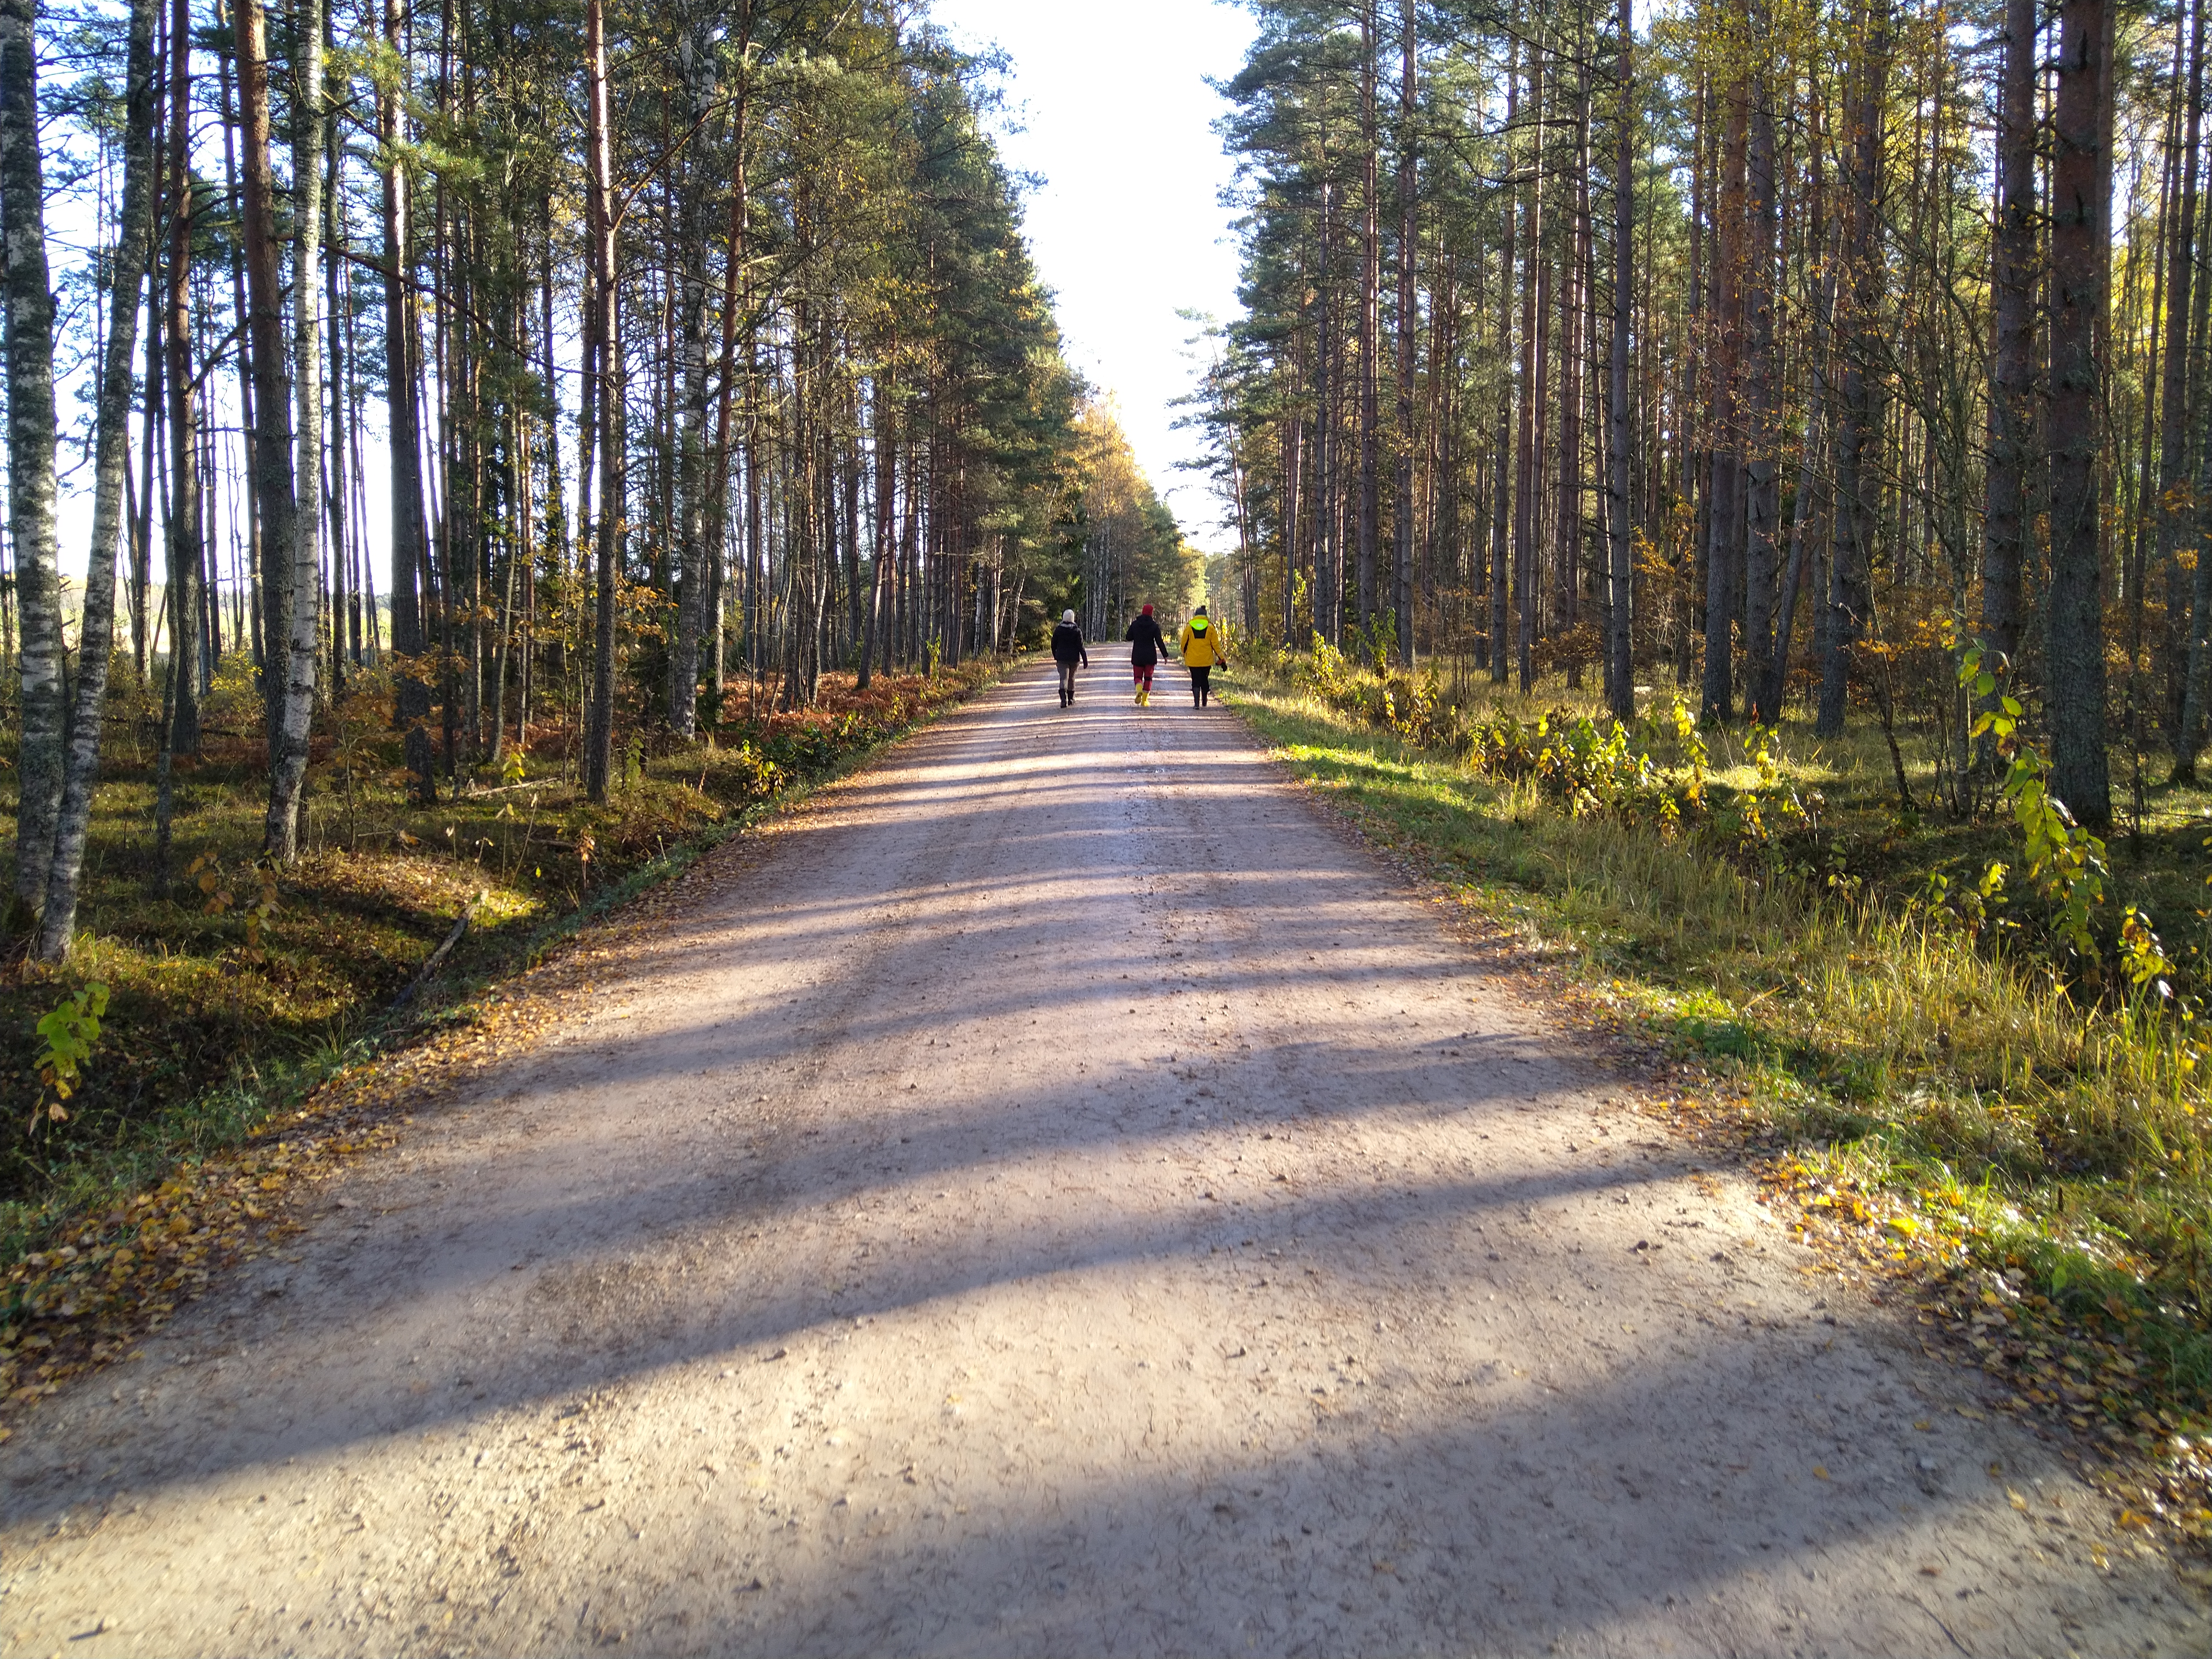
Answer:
[
  {"left": 0, "top": 656, "right": 1019, "bottom": 1426},
  {"left": 1220, "top": 664, "right": 2211, "bottom": 1553}
]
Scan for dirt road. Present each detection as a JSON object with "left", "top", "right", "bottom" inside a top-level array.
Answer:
[{"left": 2, "top": 660, "right": 2203, "bottom": 1656}]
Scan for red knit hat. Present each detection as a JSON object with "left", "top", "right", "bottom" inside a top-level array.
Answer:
[{"left": 1141, "top": 603, "right": 1153, "bottom": 614}]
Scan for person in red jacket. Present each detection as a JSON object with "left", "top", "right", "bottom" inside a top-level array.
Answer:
[{"left": 1125, "top": 604, "right": 1166, "bottom": 706}]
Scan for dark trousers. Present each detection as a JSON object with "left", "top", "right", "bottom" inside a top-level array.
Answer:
[
  {"left": 1056, "top": 661, "right": 1079, "bottom": 703},
  {"left": 1189, "top": 666, "right": 1212, "bottom": 706}
]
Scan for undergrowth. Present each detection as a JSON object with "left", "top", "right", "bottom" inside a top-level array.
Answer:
[
  {"left": 1223, "top": 647, "right": 2211, "bottom": 1485},
  {"left": 0, "top": 656, "right": 1012, "bottom": 1272}
]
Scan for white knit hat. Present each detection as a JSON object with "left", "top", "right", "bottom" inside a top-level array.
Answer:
[{"left": 1062, "top": 610, "right": 1075, "bottom": 624}]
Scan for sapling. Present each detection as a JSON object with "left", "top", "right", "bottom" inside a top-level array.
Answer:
[{"left": 29, "top": 982, "right": 109, "bottom": 1136}]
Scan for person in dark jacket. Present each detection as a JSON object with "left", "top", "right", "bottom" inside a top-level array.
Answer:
[
  {"left": 1126, "top": 604, "right": 1167, "bottom": 706},
  {"left": 1049, "top": 610, "right": 1088, "bottom": 706}
]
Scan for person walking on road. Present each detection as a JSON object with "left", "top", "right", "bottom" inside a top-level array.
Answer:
[
  {"left": 1126, "top": 604, "right": 1166, "bottom": 707},
  {"left": 1178, "top": 605, "right": 1226, "bottom": 707},
  {"left": 1050, "top": 610, "right": 1088, "bottom": 707}
]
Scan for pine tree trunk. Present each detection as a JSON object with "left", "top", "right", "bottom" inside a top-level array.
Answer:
[
  {"left": 1770, "top": 127, "right": 1834, "bottom": 723},
  {"left": 1604, "top": 0, "right": 1635, "bottom": 719},
  {"left": 161, "top": 0, "right": 202, "bottom": 766},
  {"left": 1316, "top": 180, "right": 1338, "bottom": 647},
  {"left": 382, "top": 0, "right": 432, "bottom": 803},
  {"left": 131, "top": 218, "right": 158, "bottom": 688},
  {"left": 1815, "top": 0, "right": 1891, "bottom": 739},
  {"left": 1491, "top": 37, "right": 1517, "bottom": 682},
  {"left": 235, "top": 0, "right": 296, "bottom": 777},
  {"left": 539, "top": 194, "right": 562, "bottom": 694},
  {"left": 1559, "top": 43, "right": 1590, "bottom": 689},
  {"left": 36, "top": 0, "right": 159, "bottom": 959},
  {"left": 1392, "top": 0, "right": 1417, "bottom": 667},
  {"left": 2168, "top": 0, "right": 2212, "bottom": 774},
  {"left": 702, "top": 4, "right": 755, "bottom": 713},
  {"left": 843, "top": 387, "right": 863, "bottom": 670},
  {"left": 2046, "top": 0, "right": 2114, "bottom": 826},
  {"left": 664, "top": 19, "right": 718, "bottom": 740},
  {"left": 1513, "top": 44, "right": 1545, "bottom": 693},
  {"left": 1740, "top": 66, "right": 1782, "bottom": 723},
  {"left": 861, "top": 365, "right": 894, "bottom": 689},
  {"left": 1700, "top": 74, "right": 1747, "bottom": 723},
  {"left": 213, "top": 33, "right": 256, "bottom": 678},
  {"left": 1357, "top": 2, "right": 1381, "bottom": 639},
  {"left": 1980, "top": 0, "right": 2038, "bottom": 746},
  {"left": 584, "top": 0, "right": 619, "bottom": 802}
]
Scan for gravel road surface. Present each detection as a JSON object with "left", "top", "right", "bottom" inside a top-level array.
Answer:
[{"left": 2, "top": 659, "right": 2204, "bottom": 1656}]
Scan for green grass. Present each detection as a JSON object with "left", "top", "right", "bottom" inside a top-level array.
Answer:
[{"left": 1222, "top": 657, "right": 2212, "bottom": 1443}]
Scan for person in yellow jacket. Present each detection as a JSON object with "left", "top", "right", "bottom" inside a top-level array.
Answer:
[{"left": 1177, "top": 606, "right": 1227, "bottom": 707}]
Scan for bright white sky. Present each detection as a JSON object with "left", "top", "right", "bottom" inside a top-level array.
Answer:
[{"left": 932, "top": 0, "right": 1257, "bottom": 556}]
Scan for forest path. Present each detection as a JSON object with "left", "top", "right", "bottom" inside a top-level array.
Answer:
[{"left": 2, "top": 658, "right": 2203, "bottom": 1657}]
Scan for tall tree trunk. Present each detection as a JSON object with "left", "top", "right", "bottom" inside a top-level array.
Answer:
[
  {"left": 703, "top": 4, "right": 755, "bottom": 711},
  {"left": 1317, "top": 178, "right": 1338, "bottom": 646},
  {"left": 2183, "top": 92, "right": 2212, "bottom": 767},
  {"left": 130, "top": 197, "right": 159, "bottom": 689},
  {"left": 1490, "top": 37, "right": 1517, "bottom": 682},
  {"left": 1356, "top": 3, "right": 1381, "bottom": 640},
  {"left": 842, "top": 382, "right": 863, "bottom": 669},
  {"left": 1700, "top": 72, "right": 1748, "bottom": 723},
  {"left": 1558, "top": 40, "right": 1590, "bottom": 689},
  {"left": 37, "top": 0, "right": 159, "bottom": 959},
  {"left": 1513, "top": 43, "right": 1545, "bottom": 693},
  {"left": 215, "top": 19, "right": 255, "bottom": 676},
  {"left": 382, "top": 0, "right": 433, "bottom": 799},
  {"left": 1279, "top": 392, "right": 1302, "bottom": 646},
  {"left": 584, "top": 0, "right": 619, "bottom": 802},
  {"left": 665, "top": 19, "right": 717, "bottom": 740},
  {"left": 2046, "top": 0, "right": 2114, "bottom": 826},
  {"left": 1527, "top": 90, "right": 1555, "bottom": 696},
  {"left": 161, "top": 0, "right": 201, "bottom": 765},
  {"left": 1770, "top": 127, "right": 1835, "bottom": 723},
  {"left": 1, "top": 0, "right": 61, "bottom": 926},
  {"left": 539, "top": 193, "right": 562, "bottom": 691},
  {"left": 324, "top": 69, "right": 348, "bottom": 702},
  {"left": 235, "top": 0, "right": 297, "bottom": 778},
  {"left": 1740, "top": 63, "right": 1782, "bottom": 723},
  {"left": 1604, "top": 0, "right": 1635, "bottom": 719},
  {"left": 1815, "top": 0, "right": 1891, "bottom": 739},
  {"left": 267, "top": 0, "right": 325, "bottom": 860},
  {"left": 2169, "top": 0, "right": 2212, "bottom": 775},
  {"left": 1980, "top": 0, "right": 2038, "bottom": 744},
  {"left": 1392, "top": 0, "right": 1417, "bottom": 665},
  {"left": 861, "top": 365, "right": 894, "bottom": 689}
]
